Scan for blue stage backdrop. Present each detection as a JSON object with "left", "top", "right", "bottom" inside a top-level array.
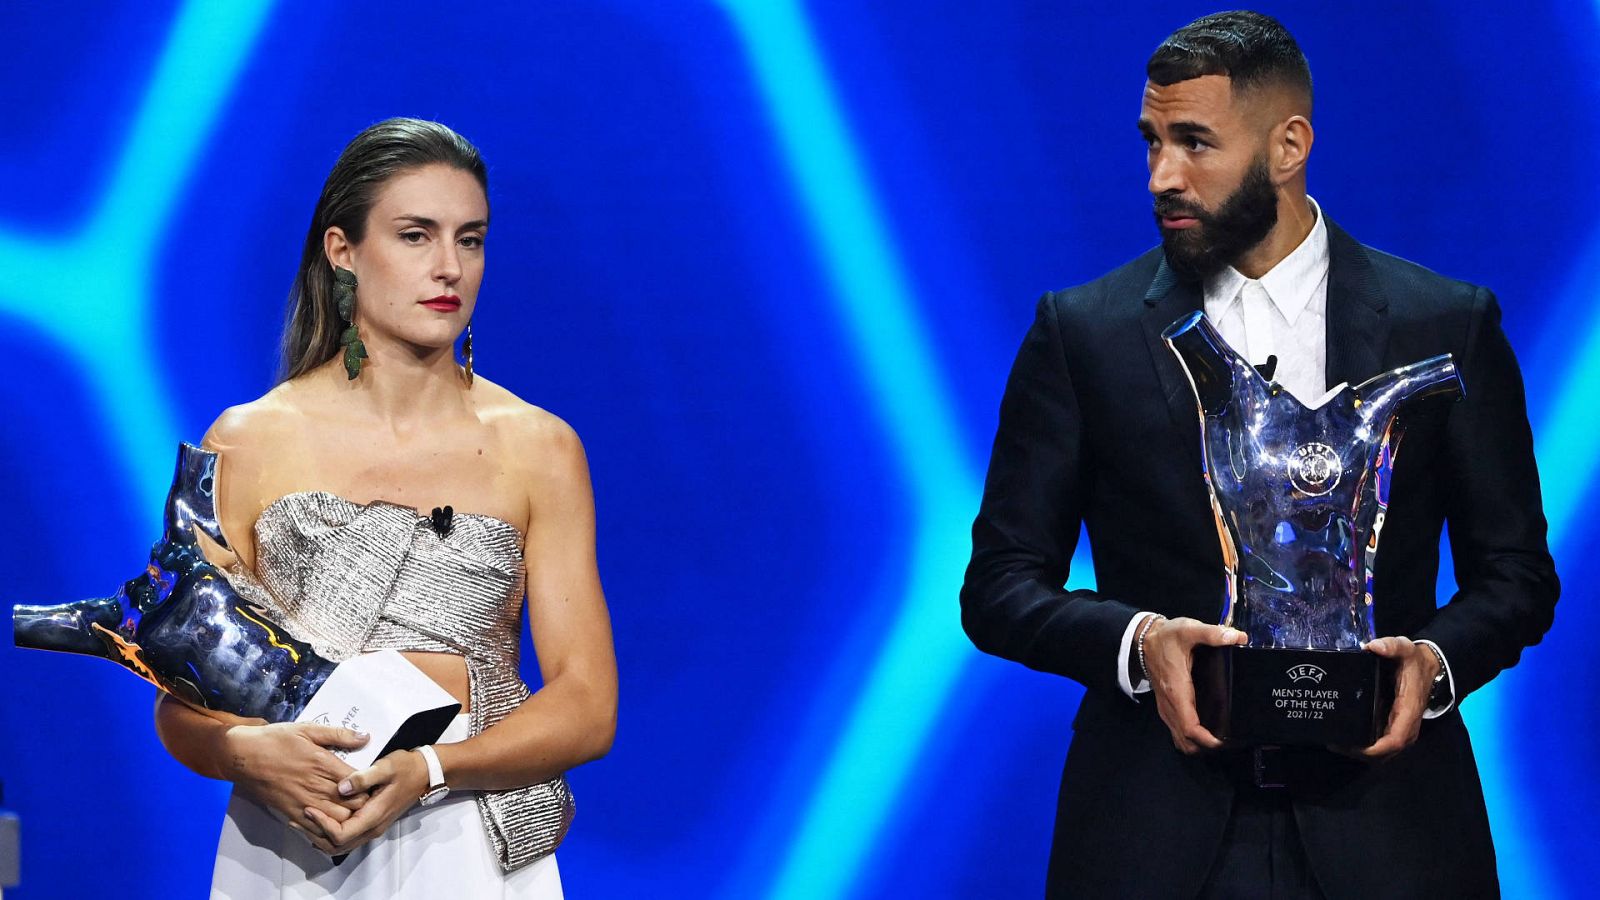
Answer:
[{"left": 2, "top": 2, "right": 1596, "bottom": 897}]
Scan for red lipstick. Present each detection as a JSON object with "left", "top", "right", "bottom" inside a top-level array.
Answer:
[{"left": 420, "top": 295, "right": 461, "bottom": 312}]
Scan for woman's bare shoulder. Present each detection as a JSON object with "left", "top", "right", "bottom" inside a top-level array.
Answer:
[
  {"left": 198, "top": 384, "right": 317, "bottom": 563},
  {"left": 201, "top": 383, "right": 306, "bottom": 454},
  {"left": 472, "top": 377, "right": 585, "bottom": 473},
  {"left": 473, "top": 377, "right": 576, "bottom": 438}
]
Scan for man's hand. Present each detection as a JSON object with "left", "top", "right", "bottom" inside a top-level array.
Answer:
[
  {"left": 1352, "top": 636, "right": 1441, "bottom": 762},
  {"left": 1142, "top": 616, "right": 1249, "bottom": 754}
]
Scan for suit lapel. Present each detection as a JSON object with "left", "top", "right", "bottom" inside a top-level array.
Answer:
[
  {"left": 1139, "top": 256, "right": 1206, "bottom": 433},
  {"left": 1323, "top": 220, "right": 1390, "bottom": 388}
]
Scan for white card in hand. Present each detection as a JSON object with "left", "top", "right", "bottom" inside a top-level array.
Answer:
[{"left": 293, "top": 649, "right": 461, "bottom": 770}]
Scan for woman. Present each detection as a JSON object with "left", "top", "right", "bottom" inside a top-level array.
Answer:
[{"left": 154, "top": 118, "right": 616, "bottom": 898}]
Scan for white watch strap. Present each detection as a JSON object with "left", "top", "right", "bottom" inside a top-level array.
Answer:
[{"left": 417, "top": 744, "right": 446, "bottom": 789}]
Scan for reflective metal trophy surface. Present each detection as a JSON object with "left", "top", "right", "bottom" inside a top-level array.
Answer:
[
  {"left": 1162, "top": 311, "right": 1462, "bottom": 746},
  {"left": 13, "top": 444, "right": 458, "bottom": 755}
]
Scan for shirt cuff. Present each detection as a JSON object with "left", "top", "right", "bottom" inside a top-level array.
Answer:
[
  {"left": 1415, "top": 639, "right": 1456, "bottom": 718},
  {"left": 1117, "top": 612, "right": 1159, "bottom": 700}
]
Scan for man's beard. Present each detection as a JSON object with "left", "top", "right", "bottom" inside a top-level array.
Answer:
[{"left": 1155, "top": 156, "right": 1279, "bottom": 282}]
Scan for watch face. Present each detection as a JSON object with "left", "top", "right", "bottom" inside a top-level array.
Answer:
[
  {"left": 420, "top": 785, "right": 450, "bottom": 806},
  {"left": 1427, "top": 672, "right": 1449, "bottom": 708}
]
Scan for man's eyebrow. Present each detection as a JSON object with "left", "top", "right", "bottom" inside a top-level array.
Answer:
[{"left": 1169, "top": 120, "right": 1218, "bottom": 138}]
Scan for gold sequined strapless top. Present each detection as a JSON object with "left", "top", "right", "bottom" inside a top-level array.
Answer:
[{"left": 246, "top": 490, "right": 574, "bottom": 872}]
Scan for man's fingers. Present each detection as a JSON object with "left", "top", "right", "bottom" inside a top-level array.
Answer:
[
  {"left": 1171, "top": 728, "right": 1221, "bottom": 755},
  {"left": 1168, "top": 706, "right": 1223, "bottom": 751},
  {"left": 1364, "top": 636, "right": 1409, "bottom": 657},
  {"left": 1366, "top": 711, "right": 1405, "bottom": 758},
  {"left": 1147, "top": 618, "right": 1236, "bottom": 755},
  {"left": 1361, "top": 733, "right": 1404, "bottom": 760},
  {"left": 1362, "top": 697, "right": 1421, "bottom": 760},
  {"left": 1183, "top": 722, "right": 1225, "bottom": 751},
  {"left": 1167, "top": 721, "right": 1200, "bottom": 755},
  {"left": 1157, "top": 680, "right": 1222, "bottom": 753},
  {"left": 1155, "top": 618, "right": 1247, "bottom": 649},
  {"left": 1193, "top": 624, "right": 1249, "bottom": 648},
  {"left": 1361, "top": 741, "right": 1393, "bottom": 760},
  {"left": 1392, "top": 680, "right": 1427, "bottom": 720}
]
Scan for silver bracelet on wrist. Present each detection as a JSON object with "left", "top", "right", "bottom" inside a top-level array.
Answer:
[
  {"left": 1421, "top": 641, "right": 1446, "bottom": 678},
  {"left": 1135, "top": 614, "right": 1163, "bottom": 684}
]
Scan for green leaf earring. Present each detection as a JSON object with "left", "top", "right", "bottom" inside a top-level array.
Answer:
[{"left": 332, "top": 266, "right": 366, "bottom": 380}]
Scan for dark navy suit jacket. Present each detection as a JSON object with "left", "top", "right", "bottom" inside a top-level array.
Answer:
[{"left": 961, "top": 220, "right": 1559, "bottom": 899}]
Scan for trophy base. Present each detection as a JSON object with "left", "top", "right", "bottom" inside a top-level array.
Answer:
[{"left": 1193, "top": 645, "right": 1396, "bottom": 747}]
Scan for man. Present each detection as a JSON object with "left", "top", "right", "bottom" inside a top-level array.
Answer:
[{"left": 961, "top": 11, "right": 1558, "bottom": 899}]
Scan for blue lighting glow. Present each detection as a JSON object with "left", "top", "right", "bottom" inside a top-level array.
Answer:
[
  {"left": 1531, "top": 295, "right": 1600, "bottom": 543},
  {"left": 717, "top": 3, "right": 1094, "bottom": 897},
  {"left": 0, "top": 0, "right": 277, "bottom": 512},
  {"left": 716, "top": 4, "right": 980, "bottom": 897},
  {"left": 1457, "top": 235, "right": 1600, "bottom": 900}
]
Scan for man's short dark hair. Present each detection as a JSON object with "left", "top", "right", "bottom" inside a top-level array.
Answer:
[{"left": 1147, "top": 11, "right": 1312, "bottom": 112}]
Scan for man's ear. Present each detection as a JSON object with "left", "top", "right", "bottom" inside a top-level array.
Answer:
[
  {"left": 324, "top": 226, "right": 354, "bottom": 272},
  {"left": 1273, "top": 115, "right": 1314, "bottom": 185}
]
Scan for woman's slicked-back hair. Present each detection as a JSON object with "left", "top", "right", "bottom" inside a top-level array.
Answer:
[
  {"left": 280, "top": 118, "right": 488, "bottom": 382},
  {"left": 1146, "top": 11, "right": 1312, "bottom": 113}
]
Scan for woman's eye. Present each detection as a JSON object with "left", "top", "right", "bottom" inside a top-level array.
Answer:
[
  {"left": 400, "top": 231, "right": 427, "bottom": 244},
  {"left": 459, "top": 235, "right": 484, "bottom": 249}
]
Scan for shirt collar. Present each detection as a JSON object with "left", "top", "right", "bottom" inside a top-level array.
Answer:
[{"left": 1205, "top": 197, "right": 1329, "bottom": 326}]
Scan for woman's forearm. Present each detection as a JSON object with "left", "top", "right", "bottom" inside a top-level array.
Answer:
[
  {"left": 433, "top": 672, "right": 615, "bottom": 793},
  {"left": 153, "top": 694, "right": 243, "bottom": 781}
]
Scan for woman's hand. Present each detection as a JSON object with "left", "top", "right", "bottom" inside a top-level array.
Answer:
[
  {"left": 304, "top": 749, "right": 430, "bottom": 855},
  {"left": 223, "top": 722, "right": 372, "bottom": 855}
]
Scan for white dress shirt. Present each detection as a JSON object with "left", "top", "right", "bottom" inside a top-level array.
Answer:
[
  {"left": 1116, "top": 198, "right": 1456, "bottom": 718},
  {"left": 1204, "top": 199, "right": 1330, "bottom": 405}
]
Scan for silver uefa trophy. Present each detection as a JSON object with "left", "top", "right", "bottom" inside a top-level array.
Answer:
[{"left": 1162, "top": 311, "right": 1462, "bottom": 746}]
